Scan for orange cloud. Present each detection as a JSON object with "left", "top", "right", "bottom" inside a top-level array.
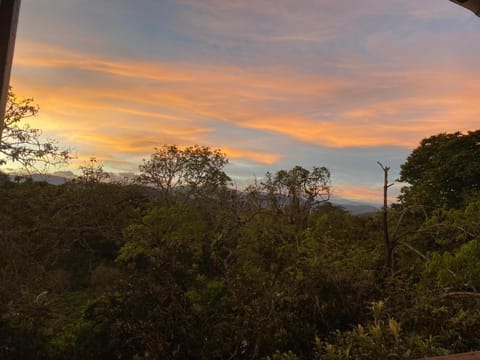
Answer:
[
  {"left": 11, "top": 37, "right": 480, "bottom": 173},
  {"left": 222, "top": 147, "right": 283, "bottom": 165},
  {"left": 333, "top": 184, "right": 392, "bottom": 204}
]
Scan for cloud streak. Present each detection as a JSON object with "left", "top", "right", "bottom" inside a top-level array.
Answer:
[
  {"left": 15, "top": 40, "right": 480, "bottom": 149},
  {"left": 9, "top": 0, "right": 480, "bottom": 202}
]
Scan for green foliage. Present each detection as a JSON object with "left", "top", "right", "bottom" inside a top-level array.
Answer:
[
  {"left": 315, "top": 301, "right": 447, "bottom": 360},
  {"left": 423, "top": 240, "right": 480, "bottom": 291},
  {"left": 0, "top": 176, "right": 143, "bottom": 358},
  {"left": 300, "top": 210, "right": 381, "bottom": 328},
  {"left": 399, "top": 130, "right": 480, "bottom": 209},
  {"left": 82, "top": 277, "right": 191, "bottom": 359},
  {"left": 118, "top": 204, "right": 206, "bottom": 272}
]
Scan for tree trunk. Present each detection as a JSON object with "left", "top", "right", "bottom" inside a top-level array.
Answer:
[{"left": 378, "top": 162, "right": 394, "bottom": 275}]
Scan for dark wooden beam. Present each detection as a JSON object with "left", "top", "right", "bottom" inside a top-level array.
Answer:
[
  {"left": 0, "top": 0, "right": 21, "bottom": 139},
  {"left": 450, "top": 0, "right": 480, "bottom": 16}
]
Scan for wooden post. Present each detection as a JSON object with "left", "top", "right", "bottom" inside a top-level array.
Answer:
[{"left": 0, "top": 0, "right": 21, "bottom": 140}]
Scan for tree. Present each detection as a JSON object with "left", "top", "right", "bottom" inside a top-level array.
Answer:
[
  {"left": 399, "top": 131, "right": 480, "bottom": 209},
  {"left": 136, "top": 144, "right": 231, "bottom": 206},
  {"left": 251, "top": 165, "right": 330, "bottom": 231},
  {"left": 78, "top": 157, "right": 110, "bottom": 184},
  {"left": 0, "top": 88, "right": 71, "bottom": 171},
  {"left": 378, "top": 162, "right": 395, "bottom": 274}
]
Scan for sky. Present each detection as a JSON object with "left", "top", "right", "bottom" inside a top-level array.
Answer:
[{"left": 8, "top": 0, "right": 480, "bottom": 204}]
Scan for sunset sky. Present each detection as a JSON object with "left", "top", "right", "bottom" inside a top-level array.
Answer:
[{"left": 8, "top": 0, "right": 480, "bottom": 204}]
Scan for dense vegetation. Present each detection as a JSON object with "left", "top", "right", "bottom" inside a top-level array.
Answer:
[{"left": 2, "top": 92, "right": 480, "bottom": 359}]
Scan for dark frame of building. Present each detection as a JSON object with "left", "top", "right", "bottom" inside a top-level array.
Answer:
[{"left": 0, "top": 0, "right": 21, "bottom": 139}]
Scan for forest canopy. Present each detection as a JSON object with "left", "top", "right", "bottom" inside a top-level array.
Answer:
[{"left": 1, "top": 91, "right": 480, "bottom": 359}]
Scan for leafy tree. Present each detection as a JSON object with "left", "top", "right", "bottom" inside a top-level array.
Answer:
[
  {"left": 250, "top": 165, "right": 330, "bottom": 231},
  {"left": 0, "top": 88, "right": 71, "bottom": 171},
  {"left": 82, "top": 204, "right": 209, "bottom": 359},
  {"left": 399, "top": 130, "right": 480, "bottom": 209},
  {"left": 136, "top": 144, "right": 231, "bottom": 206},
  {"left": 301, "top": 208, "right": 381, "bottom": 328},
  {"left": 77, "top": 157, "right": 110, "bottom": 184},
  {"left": 423, "top": 240, "right": 480, "bottom": 293},
  {"left": 416, "top": 199, "right": 480, "bottom": 295}
]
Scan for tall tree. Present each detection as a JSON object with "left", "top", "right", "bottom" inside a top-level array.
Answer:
[
  {"left": 253, "top": 165, "right": 330, "bottom": 231},
  {"left": 399, "top": 130, "right": 480, "bottom": 209},
  {"left": 136, "top": 144, "right": 231, "bottom": 206}
]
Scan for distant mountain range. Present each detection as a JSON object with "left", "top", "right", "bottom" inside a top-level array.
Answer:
[
  {"left": 328, "top": 195, "right": 380, "bottom": 215},
  {"left": 10, "top": 174, "right": 380, "bottom": 215},
  {"left": 331, "top": 201, "right": 379, "bottom": 215}
]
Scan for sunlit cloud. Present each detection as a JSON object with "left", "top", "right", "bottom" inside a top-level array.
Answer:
[
  {"left": 222, "top": 147, "right": 283, "bottom": 165},
  {"left": 333, "top": 184, "right": 392, "bottom": 205},
  {"left": 8, "top": 0, "right": 480, "bottom": 202},
  {"left": 15, "top": 41, "right": 480, "bottom": 151}
]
